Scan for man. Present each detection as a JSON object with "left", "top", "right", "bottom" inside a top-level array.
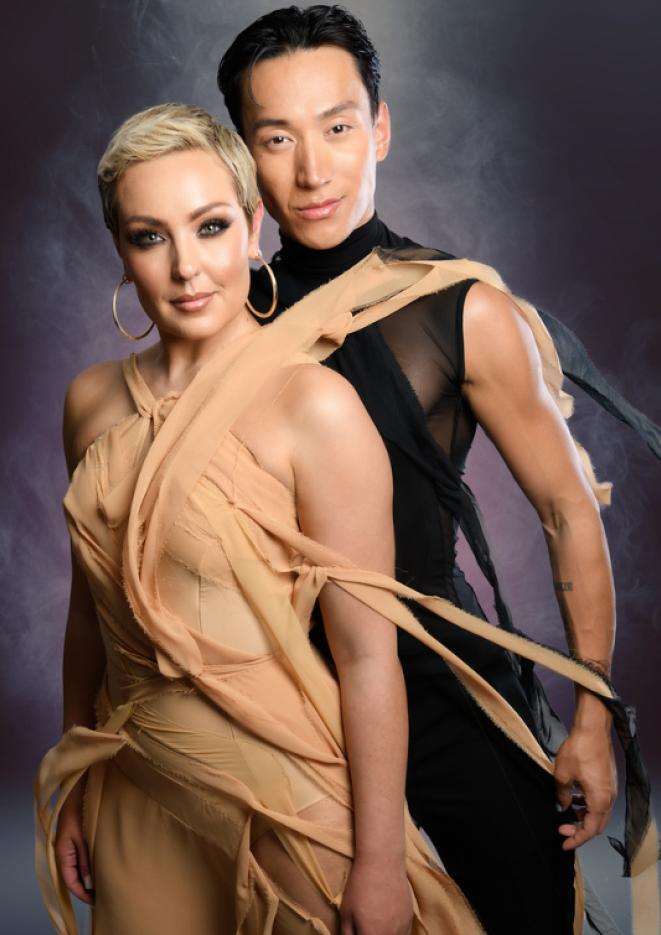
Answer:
[{"left": 217, "top": 7, "right": 658, "bottom": 933}]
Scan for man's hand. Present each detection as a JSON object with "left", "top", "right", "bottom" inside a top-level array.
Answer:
[{"left": 554, "top": 723, "right": 617, "bottom": 850}]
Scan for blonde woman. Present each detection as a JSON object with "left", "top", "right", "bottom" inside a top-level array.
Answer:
[{"left": 35, "top": 104, "right": 656, "bottom": 935}]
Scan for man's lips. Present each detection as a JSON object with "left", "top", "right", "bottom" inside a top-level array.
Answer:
[
  {"left": 295, "top": 198, "right": 342, "bottom": 221},
  {"left": 170, "top": 291, "right": 215, "bottom": 311}
]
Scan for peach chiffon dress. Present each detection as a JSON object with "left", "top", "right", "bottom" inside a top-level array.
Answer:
[{"left": 35, "top": 250, "right": 658, "bottom": 935}]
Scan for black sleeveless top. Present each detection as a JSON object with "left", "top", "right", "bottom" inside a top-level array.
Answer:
[
  {"left": 251, "top": 221, "right": 659, "bottom": 908},
  {"left": 249, "top": 215, "right": 509, "bottom": 671}
]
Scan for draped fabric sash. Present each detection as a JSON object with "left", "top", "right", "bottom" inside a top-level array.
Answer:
[
  {"left": 122, "top": 247, "right": 658, "bottom": 926},
  {"left": 37, "top": 248, "right": 659, "bottom": 934}
]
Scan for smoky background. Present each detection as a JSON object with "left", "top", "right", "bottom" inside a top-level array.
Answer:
[{"left": 2, "top": 1, "right": 659, "bottom": 931}]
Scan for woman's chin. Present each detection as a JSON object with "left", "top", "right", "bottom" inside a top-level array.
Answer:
[{"left": 155, "top": 314, "right": 240, "bottom": 344}]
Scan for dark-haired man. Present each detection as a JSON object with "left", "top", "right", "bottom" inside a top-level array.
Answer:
[{"left": 217, "top": 7, "right": 657, "bottom": 933}]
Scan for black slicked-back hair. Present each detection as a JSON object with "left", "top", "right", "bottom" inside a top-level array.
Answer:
[{"left": 217, "top": 5, "right": 381, "bottom": 137}]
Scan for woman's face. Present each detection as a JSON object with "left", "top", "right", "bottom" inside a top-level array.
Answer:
[{"left": 115, "top": 147, "right": 262, "bottom": 342}]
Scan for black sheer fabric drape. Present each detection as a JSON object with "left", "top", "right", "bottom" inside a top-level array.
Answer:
[{"left": 251, "top": 226, "right": 661, "bottom": 933}]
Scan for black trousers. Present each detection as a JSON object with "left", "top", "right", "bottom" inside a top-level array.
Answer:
[{"left": 402, "top": 572, "right": 576, "bottom": 935}]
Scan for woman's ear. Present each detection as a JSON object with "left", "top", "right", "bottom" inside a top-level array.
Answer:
[
  {"left": 111, "top": 234, "right": 131, "bottom": 281},
  {"left": 112, "top": 232, "right": 124, "bottom": 261},
  {"left": 248, "top": 201, "right": 265, "bottom": 258}
]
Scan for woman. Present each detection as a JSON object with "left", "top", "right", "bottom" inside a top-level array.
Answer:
[{"left": 35, "top": 104, "right": 657, "bottom": 935}]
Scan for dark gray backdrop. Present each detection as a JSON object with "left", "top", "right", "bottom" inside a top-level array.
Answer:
[{"left": 3, "top": 1, "right": 660, "bottom": 931}]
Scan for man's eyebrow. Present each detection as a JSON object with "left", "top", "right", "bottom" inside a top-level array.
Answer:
[
  {"left": 123, "top": 202, "right": 231, "bottom": 225},
  {"left": 319, "top": 100, "right": 360, "bottom": 120},
  {"left": 251, "top": 100, "right": 360, "bottom": 132}
]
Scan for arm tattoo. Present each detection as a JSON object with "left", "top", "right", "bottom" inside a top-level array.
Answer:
[{"left": 553, "top": 580, "right": 574, "bottom": 592}]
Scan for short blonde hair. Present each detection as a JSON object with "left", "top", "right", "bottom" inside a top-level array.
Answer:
[{"left": 97, "top": 103, "right": 260, "bottom": 235}]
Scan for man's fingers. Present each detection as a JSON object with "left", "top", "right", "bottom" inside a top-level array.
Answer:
[
  {"left": 560, "top": 807, "right": 611, "bottom": 850},
  {"left": 555, "top": 777, "right": 574, "bottom": 810}
]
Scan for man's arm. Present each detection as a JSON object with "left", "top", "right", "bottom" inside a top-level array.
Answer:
[{"left": 462, "top": 281, "right": 617, "bottom": 850}]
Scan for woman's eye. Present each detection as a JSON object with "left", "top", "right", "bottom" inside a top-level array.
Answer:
[
  {"left": 199, "top": 218, "right": 230, "bottom": 237},
  {"left": 127, "top": 229, "right": 163, "bottom": 248}
]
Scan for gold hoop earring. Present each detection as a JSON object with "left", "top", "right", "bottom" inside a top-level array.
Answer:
[
  {"left": 245, "top": 251, "right": 278, "bottom": 320},
  {"left": 112, "top": 275, "right": 155, "bottom": 340}
]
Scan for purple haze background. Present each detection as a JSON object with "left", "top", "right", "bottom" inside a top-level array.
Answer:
[{"left": 2, "top": 1, "right": 659, "bottom": 931}]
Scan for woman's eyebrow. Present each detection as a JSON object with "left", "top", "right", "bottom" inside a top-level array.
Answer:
[{"left": 124, "top": 201, "right": 232, "bottom": 225}]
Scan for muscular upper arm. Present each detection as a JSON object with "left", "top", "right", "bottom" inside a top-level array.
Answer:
[
  {"left": 462, "top": 282, "right": 598, "bottom": 524},
  {"left": 286, "top": 365, "right": 396, "bottom": 667}
]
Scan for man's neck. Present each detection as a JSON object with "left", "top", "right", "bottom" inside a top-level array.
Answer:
[{"left": 277, "top": 212, "right": 391, "bottom": 279}]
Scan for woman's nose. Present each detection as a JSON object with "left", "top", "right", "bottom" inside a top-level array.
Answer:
[{"left": 171, "top": 238, "right": 200, "bottom": 281}]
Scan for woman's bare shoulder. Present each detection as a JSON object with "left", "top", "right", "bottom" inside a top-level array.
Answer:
[
  {"left": 280, "top": 362, "right": 370, "bottom": 432},
  {"left": 63, "top": 358, "right": 132, "bottom": 473}
]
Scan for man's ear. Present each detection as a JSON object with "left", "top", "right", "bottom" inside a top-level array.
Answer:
[
  {"left": 248, "top": 200, "right": 265, "bottom": 257},
  {"left": 374, "top": 101, "right": 391, "bottom": 162}
]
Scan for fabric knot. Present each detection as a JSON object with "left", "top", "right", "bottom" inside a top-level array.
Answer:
[
  {"left": 151, "top": 392, "right": 180, "bottom": 435},
  {"left": 292, "top": 561, "right": 328, "bottom": 623},
  {"left": 323, "top": 309, "right": 354, "bottom": 349}
]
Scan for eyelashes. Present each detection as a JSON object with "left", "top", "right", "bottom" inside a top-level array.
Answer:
[
  {"left": 127, "top": 229, "right": 162, "bottom": 247},
  {"left": 199, "top": 218, "right": 231, "bottom": 236},
  {"left": 126, "top": 217, "right": 231, "bottom": 248}
]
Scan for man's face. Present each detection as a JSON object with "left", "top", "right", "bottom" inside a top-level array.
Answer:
[{"left": 241, "top": 46, "right": 390, "bottom": 250}]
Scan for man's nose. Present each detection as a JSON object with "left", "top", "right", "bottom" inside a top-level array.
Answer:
[{"left": 295, "top": 137, "right": 332, "bottom": 189}]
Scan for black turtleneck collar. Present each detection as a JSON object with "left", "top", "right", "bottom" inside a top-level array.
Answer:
[
  {"left": 250, "top": 211, "right": 419, "bottom": 312},
  {"left": 277, "top": 212, "right": 391, "bottom": 279}
]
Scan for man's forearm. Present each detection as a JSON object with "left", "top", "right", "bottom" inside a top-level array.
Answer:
[
  {"left": 542, "top": 497, "right": 615, "bottom": 725},
  {"left": 337, "top": 653, "right": 409, "bottom": 864}
]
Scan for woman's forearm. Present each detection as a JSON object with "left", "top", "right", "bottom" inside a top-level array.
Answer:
[
  {"left": 62, "top": 548, "right": 106, "bottom": 733},
  {"left": 62, "top": 608, "right": 105, "bottom": 732},
  {"left": 336, "top": 652, "right": 409, "bottom": 864},
  {"left": 542, "top": 497, "right": 615, "bottom": 726}
]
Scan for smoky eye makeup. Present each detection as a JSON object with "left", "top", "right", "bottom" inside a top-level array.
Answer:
[
  {"left": 198, "top": 217, "right": 232, "bottom": 236},
  {"left": 126, "top": 228, "right": 164, "bottom": 248},
  {"left": 124, "top": 216, "right": 232, "bottom": 248}
]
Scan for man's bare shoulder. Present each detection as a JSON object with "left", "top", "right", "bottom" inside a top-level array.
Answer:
[{"left": 463, "top": 281, "right": 539, "bottom": 386}]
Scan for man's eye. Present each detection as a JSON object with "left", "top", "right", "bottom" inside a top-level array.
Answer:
[
  {"left": 268, "top": 135, "right": 289, "bottom": 146},
  {"left": 330, "top": 123, "right": 351, "bottom": 135}
]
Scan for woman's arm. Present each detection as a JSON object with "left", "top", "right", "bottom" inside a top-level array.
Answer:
[
  {"left": 462, "top": 281, "right": 617, "bottom": 850},
  {"left": 54, "top": 372, "right": 109, "bottom": 904},
  {"left": 287, "top": 365, "right": 413, "bottom": 935}
]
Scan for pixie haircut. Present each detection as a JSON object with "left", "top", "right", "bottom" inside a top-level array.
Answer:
[
  {"left": 97, "top": 103, "right": 260, "bottom": 236},
  {"left": 217, "top": 5, "right": 381, "bottom": 137}
]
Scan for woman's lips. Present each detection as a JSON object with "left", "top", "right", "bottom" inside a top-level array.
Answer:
[
  {"left": 170, "top": 292, "right": 215, "bottom": 312},
  {"left": 295, "top": 198, "right": 342, "bottom": 221}
]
